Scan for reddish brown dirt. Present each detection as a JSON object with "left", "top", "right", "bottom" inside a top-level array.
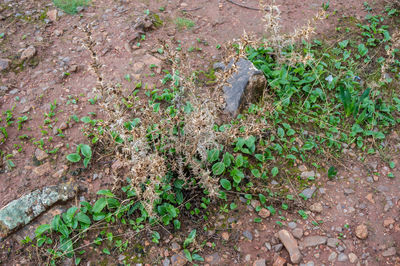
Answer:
[{"left": 0, "top": 0, "right": 399, "bottom": 265}]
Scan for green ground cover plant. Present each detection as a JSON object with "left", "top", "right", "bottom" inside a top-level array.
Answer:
[
  {"left": 53, "top": 0, "right": 90, "bottom": 14},
  {"left": 26, "top": 2, "right": 400, "bottom": 264}
]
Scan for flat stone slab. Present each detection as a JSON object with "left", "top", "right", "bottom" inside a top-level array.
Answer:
[{"left": 0, "top": 183, "right": 77, "bottom": 240}]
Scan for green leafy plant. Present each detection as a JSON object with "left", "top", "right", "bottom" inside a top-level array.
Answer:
[
  {"left": 66, "top": 144, "right": 92, "bottom": 167},
  {"left": 339, "top": 86, "right": 371, "bottom": 118},
  {"left": 53, "top": 0, "right": 90, "bottom": 14}
]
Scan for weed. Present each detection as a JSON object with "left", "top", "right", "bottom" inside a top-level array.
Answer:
[
  {"left": 52, "top": 0, "right": 90, "bottom": 15},
  {"left": 66, "top": 143, "right": 92, "bottom": 168},
  {"left": 174, "top": 17, "right": 195, "bottom": 30}
]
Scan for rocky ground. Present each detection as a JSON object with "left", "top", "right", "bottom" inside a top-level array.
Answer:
[{"left": 0, "top": 0, "right": 399, "bottom": 265}]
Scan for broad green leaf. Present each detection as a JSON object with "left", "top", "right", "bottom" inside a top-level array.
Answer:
[
  {"left": 223, "top": 152, "right": 233, "bottom": 167},
  {"left": 235, "top": 154, "right": 244, "bottom": 167},
  {"left": 92, "top": 198, "right": 107, "bottom": 213},
  {"left": 80, "top": 144, "right": 92, "bottom": 158},
  {"left": 302, "top": 142, "right": 314, "bottom": 151},
  {"left": 83, "top": 157, "right": 90, "bottom": 168},
  {"left": 192, "top": 253, "right": 204, "bottom": 262},
  {"left": 258, "top": 194, "right": 266, "bottom": 205},
  {"left": 255, "top": 153, "right": 264, "bottom": 162},
  {"left": 35, "top": 224, "right": 51, "bottom": 237},
  {"left": 271, "top": 167, "right": 279, "bottom": 177},
  {"left": 231, "top": 168, "right": 244, "bottom": 183},
  {"left": 66, "top": 153, "right": 81, "bottom": 163},
  {"left": 183, "top": 249, "right": 192, "bottom": 262},
  {"left": 251, "top": 169, "right": 261, "bottom": 178},
  {"left": 220, "top": 179, "right": 232, "bottom": 190},
  {"left": 212, "top": 162, "right": 225, "bottom": 175},
  {"left": 80, "top": 116, "right": 91, "bottom": 123},
  {"left": 76, "top": 212, "right": 91, "bottom": 225},
  {"left": 207, "top": 149, "right": 220, "bottom": 163},
  {"left": 183, "top": 229, "right": 196, "bottom": 248},
  {"left": 97, "top": 190, "right": 115, "bottom": 197}
]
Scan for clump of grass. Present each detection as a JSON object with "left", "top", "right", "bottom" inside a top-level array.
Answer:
[
  {"left": 174, "top": 17, "right": 195, "bottom": 30},
  {"left": 53, "top": 0, "right": 90, "bottom": 14}
]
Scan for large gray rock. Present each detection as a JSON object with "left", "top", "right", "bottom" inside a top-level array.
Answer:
[
  {"left": 218, "top": 58, "right": 267, "bottom": 116},
  {"left": 0, "top": 183, "right": 77, "bottom": 240}
]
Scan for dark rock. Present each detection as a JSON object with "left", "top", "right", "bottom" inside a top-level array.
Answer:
[{"left": 222, "top": 58, "right": 267, "bottom": 116}]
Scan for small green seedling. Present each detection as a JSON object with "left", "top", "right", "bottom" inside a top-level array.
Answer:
[{"left": 67, "top": 143, "right": 92, "bottom": 167}]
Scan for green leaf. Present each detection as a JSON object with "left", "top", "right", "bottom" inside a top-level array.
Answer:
[
  {"left": 80, "top": 144, "right": 92, "bottom": 158},
  {"left": 80, "top": 116, "right": 91, "bottom": 123},
  {"left": 271, "top": 167, "right": 279, "bottom": 177},
  {"left": 339, "top": 40, "right": 349, "bottom": 49},
  {"left": 223, "top": 152, "right": 233, "bottom": 167},
  {"left": 71, "top": 115, "right": 79, "bottom": 122},
  {"left": 212, "top": 162, "right": 225, "bottom": 175},
  {"left": 103, "top": 248, "right": 111, "bottom": 255},
  {"left": 183, "top": 229, "right": 196, "bottom": 248},
  {"left": 107, "top": 198, "right": 121, "bottom": 209},
  {"left": 258, "top": 194, "right": 266, "bottom": 205},
  {"left": 58, "top": 223, "right": 70, "bottom": 238},
  {"left": 97, "top": 190, "right": 115, "bottom": 197},
  {"left": 76, "top": 212, "right": 91, "bottom": 225},
  {"left": 358, "top": 43, "right": 368, "bottom": 57},
  {"left": 220, "top": 179, "right": 232, "bottom": 190},
  {"left": 389, "top": 161, "right": 395, "bottom": 169},
  {"left": 35, "top": 224, "right": 51, "bottom": 237},
  {"left": 235, "top": 154, "right": 244, "bottom": 167},
  {"left": 328, "top": 166, "right": 337, "bottom": 179},
  {"left": 251, "top": 169, "right": 261, "bottom": 178},
  {"left": 302, "top": 142, "right": 314, "bottom": 151},
  {"left": 192, "top": 253, "right": 204, "bottom": 262},
  {"left": 207, "top": 149, "right": 220, "bottom": 163},
  {"left": 92, "top": 198, "right": 107, "bottom": 214},
  {"left": 59, "top": 237, "right": 73, "bottom": 257},
  {"left": 183, "top": 249, "right": 192, "bottom": 262},
  {"left": 277, "top": 127, "right": 285, "bottom": 138},
  {"left": 66, "top": 153, "right": 81, "bottom": 163},
  {"left": 255, "top": 153, "right": 264, "bottom": 162},
  {"left": 231, "top": 168, "right": 244, "bottom": 183},
  {"left": 153, "top": 103, "right": 160, "bottom": 113},
  {"left": 83, "top": 157, "right": 90, "bottom": 168},
  {"left": 173, "top": 219, "right": 181, "bottom": 230}
]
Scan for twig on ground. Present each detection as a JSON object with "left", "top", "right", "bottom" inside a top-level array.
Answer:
[
  {"left": 225, "top": 0, "right": 261, "bottom": 11},
  {"left": 182, "top": 7, "right": 203, "bottom": 12}
]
